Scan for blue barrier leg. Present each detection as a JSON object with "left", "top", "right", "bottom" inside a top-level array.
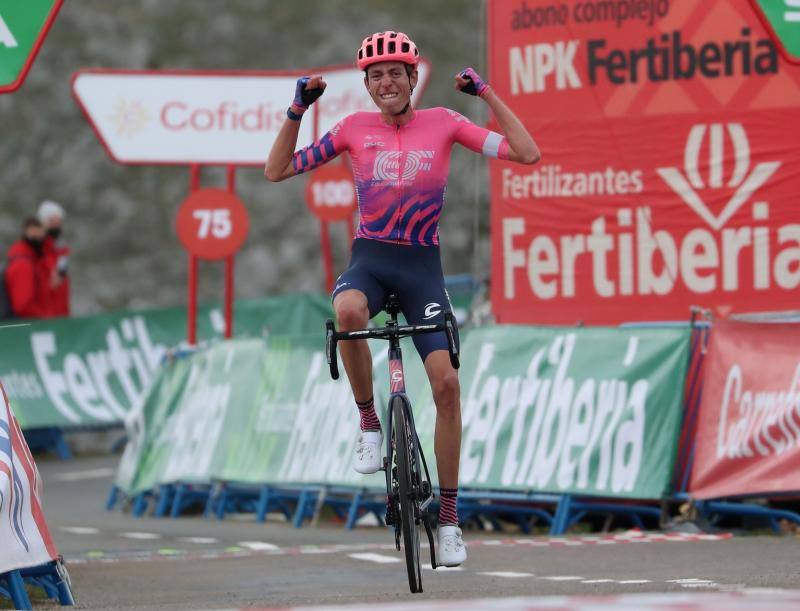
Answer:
[
  {"left": 53, "top": 429, "right": 73, "bottom": 460},
  {"left": 551, "top": 494, "right": 573, "bottom": 535},
  {"left": 154, "top": 485, "right": 173, "bottom": 517},
  {"left": 256, "top": 486, "right": 271, "bottom": 523},
  {"left": 170, "top": 484, "right": 187, "bottom": 518},
  {"left": 345, "top": 491, "right": 362, "bottom": 530},
  {"left": 56, "top": 570, "right": 75, "bottom": 606},
  {"left": 8, "top": 570, "right": 32, "bottom": 610},
  {"left": 203, "top": 485, "right": 217, "bottom": 519},
  {"left": 31, "top": 575, "right": 58, "bottom": 599},
  {"left": 216, "top": 487, "right": 228, "bottom": 520},
  {"left": 105, "top": 485, "right": 120, "bottom": 511},
  {"left": 293, "top": 489, "right": 313, "bottom": 529},
  {"left": 132, "top": 492, "right": 149, "bottom": 517}
]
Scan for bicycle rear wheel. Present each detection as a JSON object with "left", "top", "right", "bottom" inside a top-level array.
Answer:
[{"left": 391, "top": 395, "right": 422, "bottom": 593}]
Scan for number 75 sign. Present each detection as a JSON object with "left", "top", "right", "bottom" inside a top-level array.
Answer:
[{"left": 176, "top": 188, "right": 249, "bottom": 260}]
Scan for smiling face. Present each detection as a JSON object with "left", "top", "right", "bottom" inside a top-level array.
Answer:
[{"left": 364, "top": 61, "right": 418, "bottom": 115}]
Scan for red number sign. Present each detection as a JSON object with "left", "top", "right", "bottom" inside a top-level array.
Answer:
[
  {"left": 304, "top": 164, "right": 357, "bottom": 222},
  {"left": 176, "top": 188, "right": 249, "bottom": 260}
]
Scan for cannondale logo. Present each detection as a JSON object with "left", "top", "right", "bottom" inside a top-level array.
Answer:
[
  {"left": 423, "top": 302, "right": 441, "bottom": 319},
  {"left": 656, "top": 123, "right": 780, "bottom": 231},
  {"left": 373, "top": 150, "right": 434, "bottom": 183}
]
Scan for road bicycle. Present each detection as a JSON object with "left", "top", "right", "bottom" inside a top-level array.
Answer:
[{"left": 325, "top": 294, "right": 460, "bottom": 593}]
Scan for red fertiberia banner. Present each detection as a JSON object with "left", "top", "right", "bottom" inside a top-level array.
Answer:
[
  {"left": 689, "top": 321, "right": 800, "bottom": 500},
  {"left": 487, "top": 0, "right": 800, "bottom": 324}
]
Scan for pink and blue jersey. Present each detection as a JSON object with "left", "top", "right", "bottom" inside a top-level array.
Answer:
[{"left": 293, "top": 107, "right": 510, "bottom": 246}]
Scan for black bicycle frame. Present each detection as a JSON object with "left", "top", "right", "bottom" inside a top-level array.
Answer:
[{"left": 324, "top": 296, "right": 460, "bottom": 568}]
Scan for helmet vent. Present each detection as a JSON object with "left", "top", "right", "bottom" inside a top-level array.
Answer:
[
  {"left": 401, "top": 42, "right": 410, "bottom": 53},
  {"left": 388, "top": 41, "right": 396, "bottom": 54},
  {"left": 377, "top": 37, "right": 384, "bottom": 55},
  {"left": 366, "top": 45, "right": 373, "bottom": 57}
]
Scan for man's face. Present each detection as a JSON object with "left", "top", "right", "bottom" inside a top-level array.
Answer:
[
  {"left": 24, "top": 224, "right": 45, "bottom": 242},
  {"left": 364, "top": 61, "right": 418, "bottom": 114},
  {"left": 42, "top": 214, "right": 63, "bottom": 231}
]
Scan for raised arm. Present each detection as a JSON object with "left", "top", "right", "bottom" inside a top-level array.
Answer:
[
  {"left": 264, "top": 75, "right": 326, "bottom": 182},
  {"left": 455, "top": 68, "right": 540, "bottom": 165}
]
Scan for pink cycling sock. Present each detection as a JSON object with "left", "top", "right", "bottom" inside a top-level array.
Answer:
[
  {"left": 356, "top": 397, "right": 381, "bottom": 431},
  {"left": 438, "top": 487, "right": 459, "bottom": 526}
]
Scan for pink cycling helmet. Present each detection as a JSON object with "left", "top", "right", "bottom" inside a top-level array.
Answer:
[{"left": 357, "top": 31, "right": 419, "bottom": 71}]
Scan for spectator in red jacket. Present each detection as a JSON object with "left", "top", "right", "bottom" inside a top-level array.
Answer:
[
  {"left": 38, "top": 200, "right": 70, "bottom": 317},
  {"left": 4, "top": 218, "right": 51, "bottom": 319}
]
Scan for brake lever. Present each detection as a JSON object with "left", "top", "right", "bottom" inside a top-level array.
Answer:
[
  {"left": 325, "top": 319, "right": 340, "bottom": 379},
  {"left": 443, "top": 312, "right": 460, "bottom": 370}
]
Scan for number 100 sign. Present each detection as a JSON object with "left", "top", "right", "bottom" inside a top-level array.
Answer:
[{"left": 176, "top": 188, "right": 249, "bottom": 259}]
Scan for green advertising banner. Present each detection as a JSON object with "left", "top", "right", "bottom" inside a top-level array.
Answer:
[
  {"left": 0, "top": 294, "right": 333, "bottom": 429},
  {"left": 0, "top": 0, "right": 63, "bottom": 93},
  {"left": 118, "top": 324, "right": 690, "bottom": 500},
  {"left": 751, "top": 0, "right": 800, "bottom": 62}
]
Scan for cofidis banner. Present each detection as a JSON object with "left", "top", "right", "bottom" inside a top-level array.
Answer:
[
  {"left": 0, "top": 383, "right": 57, "bottom": 574},
  {"left": 488, "top": 0, "right": 800, "bottom": 324},
  {"left": 690, "top": 320, "right": 800, "bottom": 500}
]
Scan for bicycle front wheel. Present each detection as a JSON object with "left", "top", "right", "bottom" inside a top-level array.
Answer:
[{"left": 392, "top": 395, "right": 422, "bottom": 593}]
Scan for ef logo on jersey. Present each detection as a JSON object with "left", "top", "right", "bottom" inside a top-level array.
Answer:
[{"left": 372, "top": 150, "right": 434, "bottom": 183}]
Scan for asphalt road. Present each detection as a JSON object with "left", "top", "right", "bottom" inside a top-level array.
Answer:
[{"left": 15, "top": 454, "right": 800, "bottom": 610}]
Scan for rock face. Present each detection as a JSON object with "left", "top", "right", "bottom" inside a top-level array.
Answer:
[{"left": 0, "top": 1, "right": 491, "bottom": 314}]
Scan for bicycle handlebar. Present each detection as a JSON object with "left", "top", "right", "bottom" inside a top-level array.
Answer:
[{"left": 325, "top": 313, "right": 460, "bottom": 380}]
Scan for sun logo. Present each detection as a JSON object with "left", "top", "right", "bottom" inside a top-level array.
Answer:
[{"left": 108, "top": 98, "right": 150, "bottom": 138}]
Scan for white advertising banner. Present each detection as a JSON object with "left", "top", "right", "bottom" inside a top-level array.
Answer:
[
  {"left": 0, "top": 382, "right": 57, "bottom": 574},
  {"left": 72, "top": 62, "right": 430, "bottom": 166}
]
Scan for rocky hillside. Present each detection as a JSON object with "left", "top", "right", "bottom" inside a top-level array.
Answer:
[{"left": 0, "top": 0, "right": 492, "bottom": 314}]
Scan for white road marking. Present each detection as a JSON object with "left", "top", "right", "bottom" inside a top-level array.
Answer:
[
  {"left": 541, "top": 575, "right": 584, "bottom": 581},
  {"left": 618, "top": 579, "right": 652, "bottom": 584},
  {"left": 299, "top": 548, "right": 337, "bottom": 555},
  {"left": 52, "top": 467, "right": 115, "bottom": 482},
  {"left": 178, "top": 537, "right": 219, "bottom": 544},
  {"left": 119, "top": 532, "right": 161, "bottom": 540},
  {"left": 481, "top": 540, "right": 503, "bottom": 546},
  {"left": 60, "top": 526, "right": 100, "bottom": 535},
  {"left": 581, "top": 579, "right": 616, "bottom": 584},
  {"left": 348, "top": 553, "right": 402, "bottom": 564},
  {"left": 424, "top": 565, "right": 463, "bottom": 572},
  {"left": 237, "top": 541, "right": 279, "bottom": 551},
  {"left": 667, "top": 578, "right": 720, "bottom": 589},
  {"left": 478, "top": 571, "right": 534, "bottom": 578}
]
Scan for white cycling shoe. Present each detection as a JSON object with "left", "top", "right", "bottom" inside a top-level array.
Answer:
[
  {"left": 437, "top": 524, "right": 467, "bottom": 567},
  {"left": 353, "top": 429, "right": 383, "bottom": 474}
]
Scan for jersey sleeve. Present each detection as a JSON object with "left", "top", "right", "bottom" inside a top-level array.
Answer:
[
  {"left": 443, "top": 108, "right": 511, "bottom": 161},
  {"left": 292, "top": 115, "right": 350, "bottom": 175}
]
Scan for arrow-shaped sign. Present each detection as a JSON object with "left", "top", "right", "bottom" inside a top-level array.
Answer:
[
  {"left": 749, "top": 0, "right": 800, "bottom": 64},
  {"left": 0, "top": 0, "right": 63, "bottom": 94}
]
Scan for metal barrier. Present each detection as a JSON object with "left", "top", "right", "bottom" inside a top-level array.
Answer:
[{"left": 0, "top": 560, "right": 74, "bottom": 610}]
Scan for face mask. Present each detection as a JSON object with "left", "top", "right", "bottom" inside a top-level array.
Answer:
[
  {"left": 47, "top": 227, "right": 62, "bottom": 240},
  {"left": 24, "top": 237, "right": 44, "bottom": 254}
]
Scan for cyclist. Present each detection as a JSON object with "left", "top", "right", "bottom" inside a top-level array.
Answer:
[{"left": 265, "top": 31, "right": 540, "bottom": 567}]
